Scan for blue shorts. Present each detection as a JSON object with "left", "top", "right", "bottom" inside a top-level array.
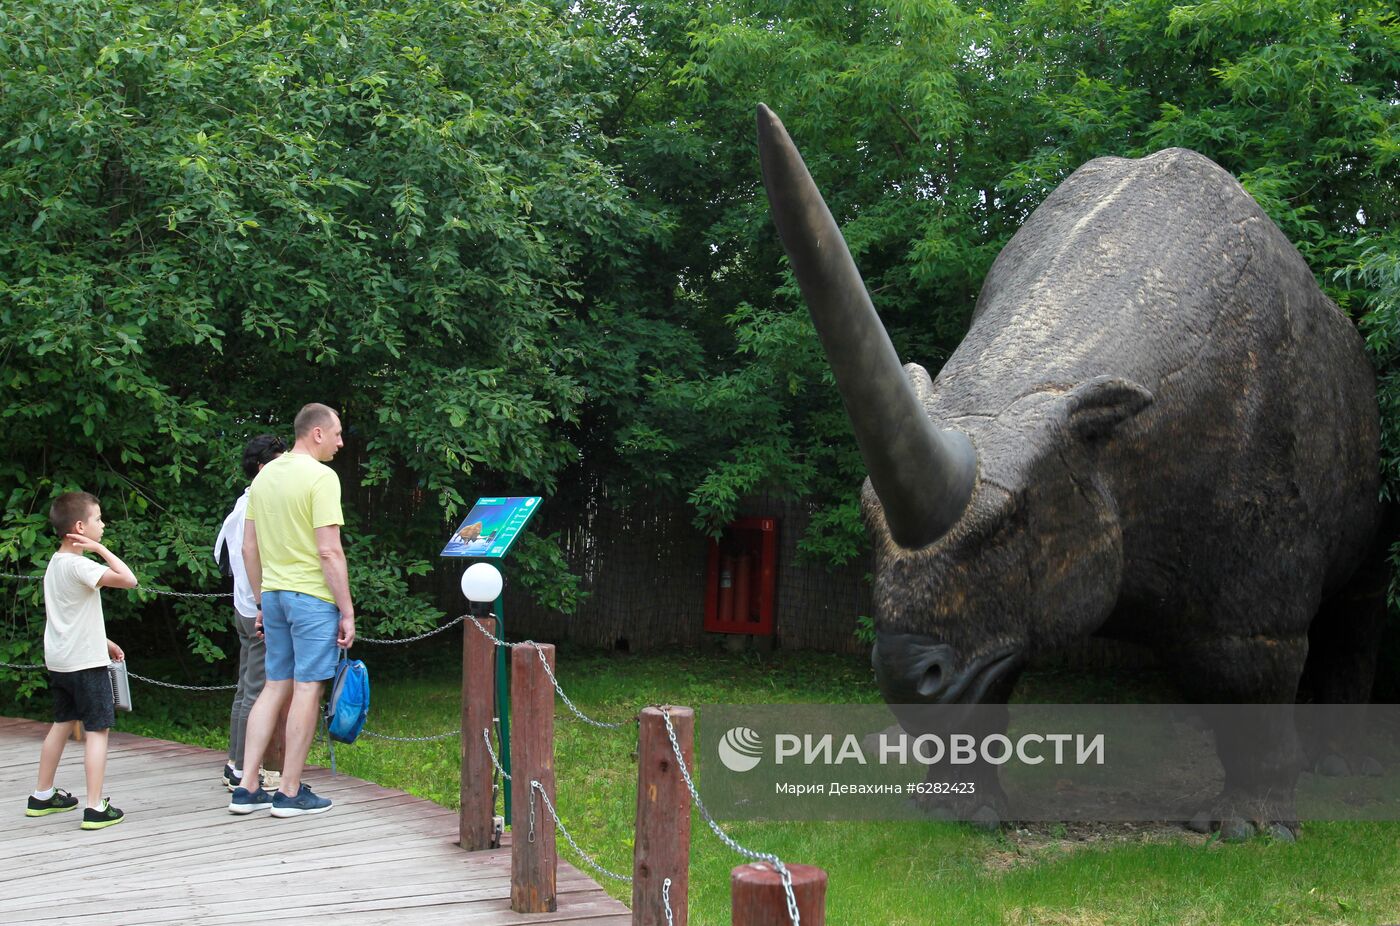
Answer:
[{"left": 262, "top": 591, "right": 339, "bottom": 683}]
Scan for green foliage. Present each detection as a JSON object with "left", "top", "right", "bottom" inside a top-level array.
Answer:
[
  {"left": 3, "top": 0, "right": 1398, "bottom": 672},
  {"left": 0, "top": 0, "right": 664, "bottom": 670},
  {"left": 593, "top": 0, "right": 1399, "bottom": 563}
]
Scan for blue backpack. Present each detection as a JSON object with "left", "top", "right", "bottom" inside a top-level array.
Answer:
[{"left": 326, "top": 653, "right": 370, "bottom": 745}]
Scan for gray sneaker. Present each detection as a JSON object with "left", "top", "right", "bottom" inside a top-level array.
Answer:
[
  {"left": 228, "top": 786, "right": 273, "bottom": 815},
  {"left": 270, "top": 784, "right": 332, "bottom": 818}
]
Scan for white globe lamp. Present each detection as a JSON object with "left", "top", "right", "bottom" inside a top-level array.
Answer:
[{"left": 461, "top": 562, "right": 504, "bottom": 603}]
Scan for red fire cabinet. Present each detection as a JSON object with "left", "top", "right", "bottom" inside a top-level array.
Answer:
[{"left": 704, "top": 517, "right": 778, "bottom": 635}]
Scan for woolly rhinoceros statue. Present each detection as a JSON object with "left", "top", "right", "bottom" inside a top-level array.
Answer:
[{"left": 756, "top": 104, "right": 1386, "bottom": 839}]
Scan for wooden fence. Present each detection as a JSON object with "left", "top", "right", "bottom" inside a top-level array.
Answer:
[{"left": 460, "top": 617, "right": 826, "bottom": 924}]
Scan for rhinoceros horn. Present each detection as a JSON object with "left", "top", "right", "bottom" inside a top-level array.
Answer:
[{"left": 757, "top": 103, "right": 976, "bottom": 548}]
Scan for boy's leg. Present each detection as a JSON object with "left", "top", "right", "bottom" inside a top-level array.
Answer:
[
  {"left": 277, "top": 680, "right": 325, "bottom": 796},
  {"left": 35, "top": 722, "right": 71, "bottom": 792},
  {"left": 58, "top": 665, "right": 118, "bottom": 810},
  {"left": 38, "top": 670, "right": 83, "bottom": 790},
  {"left": 82, "top": 729, "right": 109, "bottom": 809}
]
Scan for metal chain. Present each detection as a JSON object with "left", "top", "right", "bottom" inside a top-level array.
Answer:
[
  {"left": 661, "top": 707, "right": 801, "bottom": 925},
  {"left": 466, "top": 616, "right": 627, "bottom": 730},
  {"left": 135, "top": 586, "right": 230, "bottom": 598},
  {"left": 533, "top": 646, "right": 628, "bottom": 730},
  {"left": 2, "top": 572, "right": 230, "bottom": 598},
  {"left": 358, "top": 614, "right": 466, "bottom": 645},
  {"left": 663, "top": 877, "right": 675, "bottom": 926},
  {"left": 127, "top": 671, "right": 238, "bottom": 691},
  {"left": 530, "top": 780, "right": 633, "bottom": 884},
  {"left": 0, "top": 661, "right": 44, "bottom": 670},
  {"left": 361, "top": 728, "right": 460, "bottom": 743},
  {"left": 483, "top": 727, "right": 511, "bottom": 781},
  {"left": 467, "top": 614, "right": 515, "bottom": 648}
]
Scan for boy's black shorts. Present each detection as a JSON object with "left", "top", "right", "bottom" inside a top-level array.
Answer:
[{"left": 49, "top": 667, "right": 115, "bottom": 731}]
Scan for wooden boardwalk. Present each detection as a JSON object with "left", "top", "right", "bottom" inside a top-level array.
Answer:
[{"left": 0, "top": 716, "right": 631, "bottom": 925}]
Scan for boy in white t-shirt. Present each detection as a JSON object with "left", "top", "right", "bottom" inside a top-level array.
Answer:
[{"left": 26, "top": 491, "right": 137, "bottom": 830}]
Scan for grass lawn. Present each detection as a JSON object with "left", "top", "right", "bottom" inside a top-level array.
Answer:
[{"left": 5, "top": 645, "right": 1399, "bottom": 925}]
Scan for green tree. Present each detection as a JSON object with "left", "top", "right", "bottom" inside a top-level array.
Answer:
[
  {"left": 595, "top": 0, "right": 1398, "bottom": 565},
  {"left": 0, "top": 0, "right": 663, "bottom": 677}
]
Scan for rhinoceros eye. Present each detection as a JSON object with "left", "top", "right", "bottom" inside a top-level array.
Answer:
[{"left": 957, "top": 487, "right": 1022, "bottom": 548}]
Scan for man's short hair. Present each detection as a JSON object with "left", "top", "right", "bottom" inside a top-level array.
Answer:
[
  {"left": 241, "top": 434, "right": 288, "bottom": 480},
  {"left": 293, "top": 403, "right": 339, "bottom": 439},
  {"left": 50, "top": 491, "right": 100, "bottom": 537}
]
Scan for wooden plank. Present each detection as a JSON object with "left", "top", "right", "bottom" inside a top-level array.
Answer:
[{"left": 0, "top": 715, "right": 630, "bottom": 926}]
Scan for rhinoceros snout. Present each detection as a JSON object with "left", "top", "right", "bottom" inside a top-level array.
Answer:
[
  {"left": 872, "top": 632, "right": 1021, "bottom": 705},
  {"left": 871, "top": 632, "right": 960, "bottom": 702}
]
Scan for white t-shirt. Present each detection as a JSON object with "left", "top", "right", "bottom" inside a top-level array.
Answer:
[
  {"left": 43, "top": 551, "right": 112, "bottom": 672},
  {"left": 213, "top": 489, "right": 258, "bottom": 618}
]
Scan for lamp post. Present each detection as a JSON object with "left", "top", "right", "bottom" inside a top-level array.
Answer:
[{"left": 462, "top": 562, "right": 510, "bottom": 819}]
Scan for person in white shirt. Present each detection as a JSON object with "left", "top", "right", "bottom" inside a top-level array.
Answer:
[
  {"left": 213, "top": 434, "right": 286, "bottom": 792},
  {"left": 27, "top": 491, "right": 137, "bottom": 830}
]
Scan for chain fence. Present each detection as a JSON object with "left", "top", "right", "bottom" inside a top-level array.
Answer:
[
  {"left": 1, "top": 572, "right": 231, "bottom": 598},
  {"left": 360, "top": 728, "right": 461, "bottom": 743},
  {"left": 529, "top": 780, "right": 634, "bottom": 884},
  {"left": 483, "top": 726, "right": 511, "bottom": 781},
  {"left": 357, "top": 613, "right": 466, "bottom": 644},
  {"left": 466, "top": 615, "right": 628, "bottom": 730},
  {"left": 5, "top": 566, "right": 805, "bottom": 923},
  {"left": 662, "top": 705, "right": 802, "bottom": 925}
]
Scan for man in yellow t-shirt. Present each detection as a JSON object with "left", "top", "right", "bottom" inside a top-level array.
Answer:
[{"left": 228, "top": 403, "right": 355, "bottom": 819}]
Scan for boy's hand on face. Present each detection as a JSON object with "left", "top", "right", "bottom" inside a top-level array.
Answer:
[{"left": 65, "top": 533, "right": 108, "bottom": 555}]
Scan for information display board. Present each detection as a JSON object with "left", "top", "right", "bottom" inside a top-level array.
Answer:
[{"left": 441, "top": 496, "right": 541, "bottom": 559}]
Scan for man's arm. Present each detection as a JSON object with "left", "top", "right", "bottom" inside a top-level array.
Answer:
[
  {"left": 68, "top": 535, "right": 138, "bottom": 589},
  {"left": 315, "top": 524, "right": 355, "bottom": 648}
]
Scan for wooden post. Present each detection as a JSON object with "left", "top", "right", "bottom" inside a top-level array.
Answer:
[
  {"left": 510, "top": 642, "right": 556, "bottom": 913},
  {"left": 460, "top": 615, "right": 497, "bottom": 850},
  {"left": 633, "top": 706, "right": 693, "bottom": 926},
  {"left": 732, "top": 862, "right": 827, "bottom": 926}
]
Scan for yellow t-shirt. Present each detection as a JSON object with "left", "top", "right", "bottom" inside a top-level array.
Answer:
[
  {"left": 44, "top": 551, "right": 112, "bottom": 672},
  {"left": 246, "top": 452, "right": 344, "bottom": 602}
]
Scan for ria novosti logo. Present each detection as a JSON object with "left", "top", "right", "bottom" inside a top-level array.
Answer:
[
  {"left": 717, "top": 726, "right": 764, "bottom": 772},
  {"left": 716, "top": 725, "right": 1107, "bottom": 773}
]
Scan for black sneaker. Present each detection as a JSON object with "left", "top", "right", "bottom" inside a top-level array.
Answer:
[
  {"left": 81, "top": 799, "right": 124, "bottom": 830},
  {"left": 221, "top": 764, "right": 242, "bottom": 792},
  {"left": 26, "top": 788, "right": 79, "bottom": 817}
]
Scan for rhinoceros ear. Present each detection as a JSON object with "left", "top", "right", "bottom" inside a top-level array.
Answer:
[{"left": 1064, "top": 376, "right": 1153, "bottom": 440}]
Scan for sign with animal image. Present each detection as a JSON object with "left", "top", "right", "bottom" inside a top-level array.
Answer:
[{"left": 441, "top": 497, "right": 541, "bottom": 559}]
